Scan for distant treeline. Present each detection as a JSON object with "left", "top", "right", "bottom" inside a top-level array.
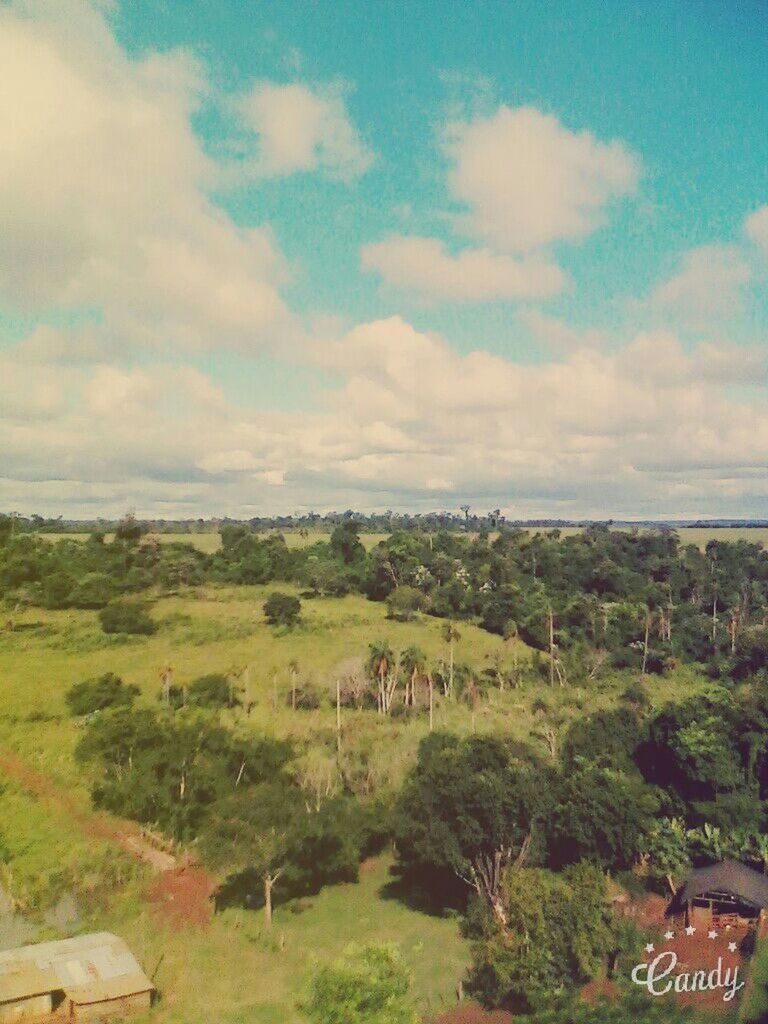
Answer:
[
  {"left": 6, "top": 510, "right": 768, "bottom": 535},
  {"left": 6, "top": 514, "right": 768, "bottom": 686}
]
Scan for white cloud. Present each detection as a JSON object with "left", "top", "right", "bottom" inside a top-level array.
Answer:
[
  {"left": 649, "top": 244, "right": 751, "bottom": 323},
  {"left": 745, "top": 205, "right": 768, "bottom": 254},
  {"left": 234, "top": 81, "right": 373, "bottom": 181},
  {"left": 521, "top": 309, "right": 604, "bottom": 352},
  {"left": 443, "top": 106, "right": 640, "bottom": 252},
  {"left": 2, "top": 318, "right": 768, "bottom": 517},
  {"left": 360, "top": 235, "right": 565, "bottom": 303},
  {"left": 0, "top": 0, "right": 292, "bottom": 350}
]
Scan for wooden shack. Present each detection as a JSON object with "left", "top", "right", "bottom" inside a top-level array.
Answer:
[
  {"left": 672, "top": 859, "right": 768, "bottom": 929},
  {"left": 0, "top": 932, "right": 153, "bottom": 1022}
]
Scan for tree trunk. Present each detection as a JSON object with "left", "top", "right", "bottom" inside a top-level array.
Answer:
[
  {"left": 548, "top": 610, "right": 555, "bottom": 687},
  {"left": 428, "top": 673, "right": 434, "bottom": 731},
  {"left": 449, "top": 638, "right": 454, "bottom": 699},
  {"left": 336, "top": 679, "right": 342, "bottom": 755},
  {"left": 642, "top": 610, "right": 650, "bottom": 676},
  {"left": 264, "top": 875, "right": 273, "bottom": 930}
]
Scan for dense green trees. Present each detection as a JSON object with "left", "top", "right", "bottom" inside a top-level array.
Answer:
[
  {"left": 7, "top": 520, "right": 768, "bottom": 686},
  {"left": 76, "top": 708, "right": 291, "bottom": 841},
  {"left": 467, "top": 863, "right": 618, "bottom": 1012},
  {"left": 394, "top": 734, "right": 544, "bottom": 923},
  {"left": 75, "top": 703, "right": 380, "bottom": 927}
]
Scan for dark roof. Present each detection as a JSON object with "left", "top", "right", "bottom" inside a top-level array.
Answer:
[{"left": 678, "top": 860, "right": 768, "bottom": 909}]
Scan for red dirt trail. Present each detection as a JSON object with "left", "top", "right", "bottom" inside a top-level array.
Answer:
[{"left": 0, "top": 750, "right": 215, "bottom": 927}]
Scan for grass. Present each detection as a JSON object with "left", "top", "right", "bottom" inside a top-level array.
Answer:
[{"left": 114, "top": 854, "right": 467, "bottom": 1024}]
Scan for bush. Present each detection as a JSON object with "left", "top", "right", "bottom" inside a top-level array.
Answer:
[
  {"left": 66, "top": 672, "right": 140, "bottom": 716},
  {"left": 264, "top": 592, "right": 301, "bottom": 627},
  {"left": 68, "top": 571, "right": 113, "bottom": 609},
  {"left": 98, "top": 600, "right": 157, "bottom": 635},
  {"left": 385, "top": 585, "right": 422, "bottom": 621},
  {"left": 304, "top": 942, "right": 417, "bottom": 1024},
  {"left": 286, "top": 682, "right": 323, "bottom": 711},
  {"left": 188, "top": 673, "right": 235, "bottom": 709}
]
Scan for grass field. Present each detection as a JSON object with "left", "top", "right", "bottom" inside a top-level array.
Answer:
[
  {"left": 35, "top": 525, "right": 768, "bottom": 554},
  {"left": 0, "top": 584, "right": 713, "bottom": 1021}
]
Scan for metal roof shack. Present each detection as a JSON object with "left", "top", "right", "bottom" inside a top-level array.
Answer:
[
  {"left": 679, "top": 860, "right": 768, "bottom": 910},
  {"left": 668, "top": 859, "right": 768, "bottom": 929},
  {"left": 0, "top": 932, "right": 154, "bottom": 1022}
]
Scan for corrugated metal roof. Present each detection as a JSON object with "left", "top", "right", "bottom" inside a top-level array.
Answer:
[
  {"left": 0, "top": 962, "right": 56, "bottom": 1003},
  {"left": 0, "top": 932, "right": 153, "bottom": 1005},
  {"left": 679, "top": 859, "right": 768, "bottom": 909}
]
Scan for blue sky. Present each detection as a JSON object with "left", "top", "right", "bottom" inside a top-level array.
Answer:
[
  {"left": 0, "top": 0, "right": 766, "bottom": 518},
  {"left": 117, "top": 0, "right": 768, "bottom": 342}
]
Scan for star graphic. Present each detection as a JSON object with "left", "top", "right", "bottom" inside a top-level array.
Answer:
[
  {"left": 685, "top": 925, "right": 696, "bottom": 936},
  {"left": 645, "top": 943, "right": 655, "bottom": 954},
  {"left": 708, "top": 930, "right": 719, "bottom": 940},
  {"left": 728, "top": 942, "right": 738, "bottom": 953},
  {"left": 663, "top": 930, "right": 675, "bottom": 940}
]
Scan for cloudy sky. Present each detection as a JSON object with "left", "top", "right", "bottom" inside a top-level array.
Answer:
[{"left": 1, "top": 0, "right": 767, "bottom": 520}]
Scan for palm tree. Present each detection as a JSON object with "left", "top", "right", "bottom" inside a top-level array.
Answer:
[
  {"left": 368, "top": 641, "right": 394, "bottom": 714},
  {"left": 401, "top": 645, "right": 426, "bottom": 707},
  {"left": 441, "top": 622, "right": 461, "bottom": 698},
  {"left": 687, "top": 823, "right": 730, "bottom": 865},
  {"left": 750, "top": 833, "right": 768, "bottom": 874},
  {"left": 288, "top": 659, "right": 299, "bottom": 711}
]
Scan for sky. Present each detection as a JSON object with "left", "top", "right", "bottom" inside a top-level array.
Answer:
[{"left": 1, "top": 0, "right": 767, "bottom": 520}]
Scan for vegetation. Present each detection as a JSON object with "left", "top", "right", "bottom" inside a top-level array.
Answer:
[
  {"left": 5, "top": 512, "right": 768, "bottom": 1020},
  {"left": 264, "top": 591, "right": 302, "bottom": 628},
  {"left": 303, "top": 942, "right": 417, "bottom": 1024},
  {"left": 99, "top": 599, "right": 157, "bottom": 635},
  {"left": 66, "top": 672, "right": 139, "bottom": 716}
]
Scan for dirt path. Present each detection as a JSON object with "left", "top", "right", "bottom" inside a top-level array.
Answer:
[{"left": 0, "top": 750, "right": 215, "bottom": 926}]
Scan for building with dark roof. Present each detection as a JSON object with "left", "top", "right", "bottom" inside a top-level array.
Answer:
[{"left": 671, "top": 859, "right": 768, "bottom": 928}]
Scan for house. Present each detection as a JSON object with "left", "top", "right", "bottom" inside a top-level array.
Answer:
[
  {"left": 0, "top": 932, "right": 154, "bottom": 1022},
  {"left": 671, "top": 859, "right": 768, "bottom": 929}
]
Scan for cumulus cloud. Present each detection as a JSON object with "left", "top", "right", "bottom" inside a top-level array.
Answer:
[
  {"left": 0, "top": 0, "right": 292, "bottom": 350},
  {"left": 443, "top": 106, "right": 640, "bottom": 252},
  {"left": 2, "top": 318, "right": 768, "bottom": 517},
  {"left": 360, "top": 235, "right": 565, "bottom": 302},
  {"left": 649, "top": 244, "right": 751, "bottom": 323},
  {"left": 520, "top": 309, "right": 605, "bottom": 352},
  {"left": 745, "top": 205, "right": 768, "bottom": 254},
  {"left": 233, "top": 81, "right": 373, "bottom": 181}
]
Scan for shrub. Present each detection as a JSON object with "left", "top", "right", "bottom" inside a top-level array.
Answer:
[
  {"left": 286, "top": 682, "right": 323, "bottom": 711},
  {"left": 188, "top": 673, "right": 235, "bottom": 709},
  {"left": 68, "top": 572, "right": 113, "bottom": 609},
  {"left": 385, "top": 585, "right": 422, "bottom": 621},
  {"left": 264, "top": 592, "right": 301, "bottom": 627},
  {"left": 304, "top": 942, "right": 417, "bottom": 1024},
  {"left": 66, "top": 672, "right": 139, "bottom": 716},
  {"left": 98, "top": 600, "right": 157, "bottom": 635}
]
